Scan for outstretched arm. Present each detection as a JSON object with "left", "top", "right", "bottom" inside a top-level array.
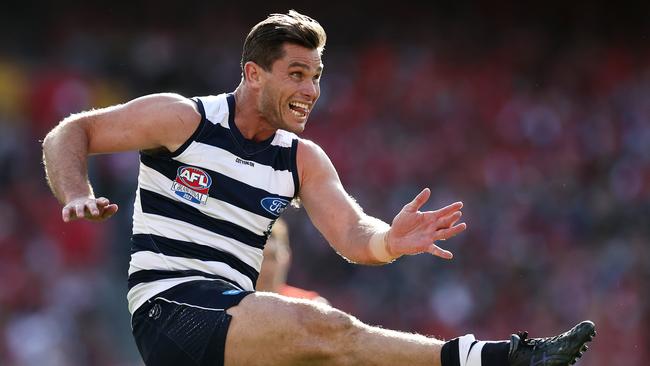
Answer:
[
  {"left": 297, "top": 139, "right": 466, "bottom": 264},
  {"left": 42, "top": 93, "right": 201, "bottom": 222}
]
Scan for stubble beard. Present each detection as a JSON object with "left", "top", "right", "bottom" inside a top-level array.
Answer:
[
  {"left": 258, "top": 87, "right": 285, "bottom": 131},
  {"left": 258, "top": 87, "right": 309, "bottom": 134}
]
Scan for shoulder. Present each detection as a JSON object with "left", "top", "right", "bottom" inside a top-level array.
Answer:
[
  {"left": 297, "top": 138, "right": 327, "bottom": 159},
  {"left": 296, "top": 138, "right": 332, "bottom": 172},
  {"left": 121, "top": 93, "right": 202, "bottom": 152},
  {"left": 132, "top": 92, "right": 197, "bottom": 110},
  {"left": 122, "top": 92, "right": 201, "bottom": 126},
  {"left": 158, "top": 93, "right": 201, "bottom": 118},
  {"left": 296, "top": 138, "right": 337, "bottom": 189},
  {"left": 72, "top": 92, "right": 204, "bottom": 154}
]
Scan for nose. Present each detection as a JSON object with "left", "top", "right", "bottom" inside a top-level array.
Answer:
[{"left": 300, "top": 79, "right": 319, "bottom": 100}]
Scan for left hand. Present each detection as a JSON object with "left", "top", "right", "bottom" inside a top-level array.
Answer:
[
  {"left": 387, "top": 188, "right": 466, "bottom": 260},
  {"left": 62, "top": 196, "right": 119, "bottom": 223}
]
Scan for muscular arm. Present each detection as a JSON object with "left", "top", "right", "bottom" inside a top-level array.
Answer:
[
  {"left": 42, "top": 93, "right": 201, "bottom": 221},
  {"left": 296, "top": 140, "right": 385, "bottom": 264},
  {"left": 297, "top": 140, "right": 466, "bottom": 264}
]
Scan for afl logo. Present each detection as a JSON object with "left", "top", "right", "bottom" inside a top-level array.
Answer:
[
  {"left": 171, "top": 166, "right": 212, "bottom": 205},
  {"left": 261, "top": 197, "right": 290, "bottom": 217},
  {"left": 177, "top": 166, "right": 212, "bottom": 191}
]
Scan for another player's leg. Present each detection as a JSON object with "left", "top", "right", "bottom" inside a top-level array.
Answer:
[{"left": 225, "top": 291, "right": 596, "bottom": 366}]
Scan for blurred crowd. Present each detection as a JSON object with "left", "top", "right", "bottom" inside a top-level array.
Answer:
[{"left": 0, "top": 2, "right": 648, "bottom": 365}]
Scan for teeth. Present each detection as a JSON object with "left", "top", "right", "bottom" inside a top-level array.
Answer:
[
  {"left": 289, "top": 101, "right": 309, "bottom": 110},
  {"left": 290, "top": 109, "right": 306, "bottom": 117},
  {"left": 289, "top": 101, "right": 309, "bottom": 118}
]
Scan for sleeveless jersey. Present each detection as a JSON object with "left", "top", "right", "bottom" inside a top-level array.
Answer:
[{"left": 127, "top": 93, "right": 300, "bottom": 313}]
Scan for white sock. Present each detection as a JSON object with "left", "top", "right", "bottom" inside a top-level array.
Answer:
[
  {"left": 466, "top": 341, "right": 488, "bottom": 366},
  {"left": 458, "top": 335, "right": 504, "bottom": 366},
  {"left": 457, "top": 334, "right": 476, "bottom": 366}
]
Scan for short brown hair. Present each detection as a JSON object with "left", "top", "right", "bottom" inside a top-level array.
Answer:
[{"left": 241, "top": 10, "right": 326, "bottom": 74}]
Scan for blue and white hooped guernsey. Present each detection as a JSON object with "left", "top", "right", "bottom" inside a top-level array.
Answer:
[{"left": 127, "top": 93, "right": 300, "bottom": 314}]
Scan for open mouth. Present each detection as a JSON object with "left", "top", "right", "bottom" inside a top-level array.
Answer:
[{"left": 288, "top": 101, "right": 310, "bottom": 118}]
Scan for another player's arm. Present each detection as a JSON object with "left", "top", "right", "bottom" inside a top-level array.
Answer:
[
  {"left": 42, "top": 93, "right": 201, "bottom": 222},
  {"left": 297, "top": 139, "right": 467, "bottom": 264}
]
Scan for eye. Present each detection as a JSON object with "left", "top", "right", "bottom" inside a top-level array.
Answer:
[{"left": 290, "top": 71, "right": 303, "bottom": 79}]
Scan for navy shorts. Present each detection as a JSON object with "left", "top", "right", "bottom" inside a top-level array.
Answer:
[{"left": 131, "top": 280, "right": 253, "bottom": 366}]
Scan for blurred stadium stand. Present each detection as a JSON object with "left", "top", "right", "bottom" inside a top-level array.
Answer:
[{"left": 0, "top": 1, "right": 648, "bottom": 365}]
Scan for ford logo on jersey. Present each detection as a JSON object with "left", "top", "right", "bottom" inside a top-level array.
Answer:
[
  {"left": 171, "top": 166, "right": 212, "bottom": 205},
  {"left": 261, "top": 197, "right": 290, "bottom": 216}
]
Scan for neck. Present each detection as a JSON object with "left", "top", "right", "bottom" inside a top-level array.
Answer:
[{"left": 233, "top": 83, "right": 276, "bottom": 142}]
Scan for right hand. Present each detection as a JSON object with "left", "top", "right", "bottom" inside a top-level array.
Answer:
[
  {"left": 62, "top": 196, "right": 119, "bottom": 222},
  {"left": 387, "top": 188, "right": 466, "bottom": 260}
]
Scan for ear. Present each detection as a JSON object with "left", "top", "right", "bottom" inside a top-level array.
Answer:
[{"left": 243, "top": 61, "right": 265, "bottom": 88}]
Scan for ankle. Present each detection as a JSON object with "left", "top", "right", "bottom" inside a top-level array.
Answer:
[{"left": 441, "top": 335, "right": 509, "bottom": 366}]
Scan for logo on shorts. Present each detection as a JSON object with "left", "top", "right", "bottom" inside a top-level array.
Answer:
[
  {"left": 222, "top": 289, "right": 243, "bottom": 295},
  {"left": 171, "top": 166, "right": 212, "bottom": 205},
  {"left": 260, "top": 197, "right": 290, "bottom": 217},
  {"left": 148, "top": 303, "right": 162, "bottom": 319}
]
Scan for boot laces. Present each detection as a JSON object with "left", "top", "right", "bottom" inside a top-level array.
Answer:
[{"left": 517, "top": 331, "right": 562, "bottom": 348}]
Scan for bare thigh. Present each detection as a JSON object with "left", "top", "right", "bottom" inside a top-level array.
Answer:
[
  {"left": 224, "top": 291, "right": 358, "bottom": 366},
  {"left": 223, "top": 292, "right": 441, "bottom": 366}
]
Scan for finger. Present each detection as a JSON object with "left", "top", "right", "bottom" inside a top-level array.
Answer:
[
  {"left": 87, "top": 200, "right": 100, "bottom": 217},
  {"left": 428, "top": 244, "right": 453, "bottom": 259},
  {"left": 433, "top": 223, "right": 467, "bottom": 241},
  {"left": 62, "top": 207, "right": 72, "bottom": 222},
  {"left": 101, "top": 204, "right": 119, "bottom": 219},
  {"left": 405, "top": 188, "right": 431, "bottom": 212},
  {"left": 75, "top": 203, "right": 86, "bottom": 220},
  {"left": 96, "top": 197, "right": 110, "bottom": 207},
  {"left": 433, "top": 211, "right": 462, "bottom": 230},
  {"left": 433, "top": 201, "right": 463, "bottom": 218}
]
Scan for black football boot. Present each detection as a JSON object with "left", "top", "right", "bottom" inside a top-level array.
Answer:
[{"left": 508, "top": 320, "right": 596, "bottom": 366}]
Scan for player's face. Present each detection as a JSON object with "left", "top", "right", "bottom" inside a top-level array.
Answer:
[{"left": 258, "top": 43, "right": 322, "bottom": 134}]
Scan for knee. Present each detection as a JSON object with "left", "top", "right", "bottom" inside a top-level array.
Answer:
[
  {"left": 291, "top": 302, "right": 359, "bottom": 362},
  {"left": 296, "top": 302, "right": 356, "bottom": 338}
]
